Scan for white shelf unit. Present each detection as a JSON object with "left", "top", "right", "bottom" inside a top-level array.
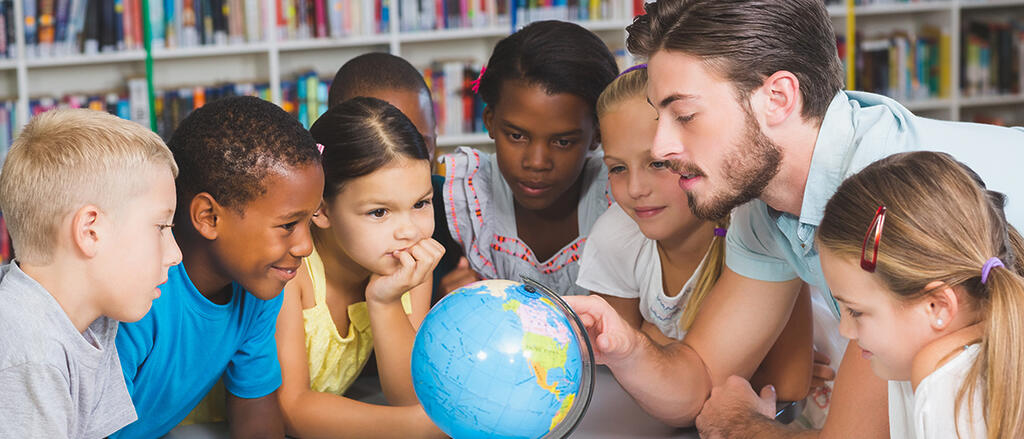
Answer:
[
  {"left": 4, "top": 2, "right": 635, "bottom": 148},
  {"left": 828, "top": 0, "right": 1024, "bottom": 124},
  {"left": 12, "top": 1, "right": 1022, "bottom": 147}
]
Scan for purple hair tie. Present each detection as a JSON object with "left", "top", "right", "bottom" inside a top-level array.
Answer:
[
  {"left": 617, "top": 63, "right": 647, "bottom": 78},
  {"left": 981, "top": 257, "right": 1005, "bottom": 285},
  {"left": 714, "top": 227, "right": 727, "bottom": 237}
]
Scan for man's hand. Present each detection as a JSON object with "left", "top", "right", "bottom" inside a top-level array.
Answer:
[
  {"left": 562, "top": 295, "right": 644, "bottom": 366},
  {"left": 696, "top": 375, "right": 777, "bottom": 439}
]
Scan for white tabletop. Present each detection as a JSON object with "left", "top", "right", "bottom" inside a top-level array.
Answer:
[{"left": 164, "top": 366, "right": 697, "bottom": 438}]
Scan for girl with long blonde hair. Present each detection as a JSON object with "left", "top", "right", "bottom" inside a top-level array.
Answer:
[{"left": 817, "top": 151, "right": 1024, "bottom": 438}]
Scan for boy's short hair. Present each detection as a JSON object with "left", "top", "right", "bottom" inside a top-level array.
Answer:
[
  {"left": 0, "top": 109, "right": 178, "bottom": 265},
  {"left": 328, "top": 52, "right": 431, "bottom": 108},
  {"left": 168, "top": 96, "right": 321, "bottom": 213}
]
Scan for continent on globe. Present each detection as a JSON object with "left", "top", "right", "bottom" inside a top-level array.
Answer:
[{"left": 411, "top": 279, "right": 594, "bottom": 439}]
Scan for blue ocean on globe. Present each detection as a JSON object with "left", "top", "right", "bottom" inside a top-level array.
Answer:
[{"left": 411, "top": 279, "right": 589, "bottom": 439}]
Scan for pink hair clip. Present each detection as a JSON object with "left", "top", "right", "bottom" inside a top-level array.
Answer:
[
  {"left": 316, "top": 143, "right": 324, "bottom": 154},
  {"left": 470, "top": 65, "right": 487, "bottom": 94}
]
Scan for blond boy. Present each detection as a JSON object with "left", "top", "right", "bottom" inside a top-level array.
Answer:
[{"left": 0, "top": 109, "right": 182, "bottom": 438}]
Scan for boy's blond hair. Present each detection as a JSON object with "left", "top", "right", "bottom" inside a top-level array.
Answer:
[{"left": 0, "top": 109, "right": 177, "bottom": 265}]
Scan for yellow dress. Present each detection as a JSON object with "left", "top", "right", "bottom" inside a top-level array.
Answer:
[{"left": 303, "top": 247, "right": 412, "bottom": 395}]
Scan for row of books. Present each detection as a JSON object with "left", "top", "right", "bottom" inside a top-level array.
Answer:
[
  {"left": 398, "top": 0, "right": 508, "bottom": 32},
  {"left": 17, "top": 0, "right": 395, "bottom": 58},
  {"left": 837, "top": 27, "right": 952, "bottom": 101},
  {"left": 423, "top": 61, "right": 485, "bottom": 137},
  {"left": 397, "top": 0, "right": 627, "bottom": 32},
  {"left": 154, "top": 72, "right": 330, "bottom": 138},
  {"left": 962, "top": 19, "right": 1024, "bottom": 97},
  {"left": 12, "top": 0, "right": 636, "bottom": 58}
]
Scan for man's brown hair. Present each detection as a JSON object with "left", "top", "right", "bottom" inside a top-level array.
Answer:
[{"left": 627, "top": 0, "right": 844, "bottom": 122}]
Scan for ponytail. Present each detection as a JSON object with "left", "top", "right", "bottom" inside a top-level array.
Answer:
[
  {"left": 959, "top": 211, "right": 1024, "bottom": 439},
  {"left": 960, "top": 264, "right": 1024, "bottom": 439},
  {"left": 679, "top": 217, "right": 730, "bottom": 331}
]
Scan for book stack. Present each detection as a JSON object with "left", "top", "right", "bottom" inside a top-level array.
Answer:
[
  {"left": 514, "top": 0, "right": 621, "bottom": 27},
  {"left": 962, "top": 19, "right": 1024, "bottom": 97},
  {"left": 152, "top": 71, "right": 330, "bottom": 138},
  {"left": 277, "top": 0, "right": 389, "bottom": 41},
  {"left": 398, "top": 0, "right": 508, "bottom": 32},
  {"left": 422, "top": 61, "right": 485, "bottom": 137},
  {"left": 154, "top": 81, "right": 269, "bottom": 138},
  {"left": 279, "top": 70, "right": 330, "bottom": 128},
  {"left": 837, "top": 26, "right": 951, "bottom": 101},
  {"left": 19, "top": 0, "right": 133, "bottom": 57}
]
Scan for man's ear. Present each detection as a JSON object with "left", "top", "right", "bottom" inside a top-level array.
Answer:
[
  {"left": 757, "top": 70, "right": 801, "bottom": 127},
  {"left": 311, "top": 201, "right": 331, "bottom": 229},
  {"left": 70, "top": 205, "right": 102, "bottom": 258},
  {"left": 921, "top": 280, "right": 960, "bottom": 331},
  {"left": 483, "top": 106, "right": 495, "bottom": 140},
  {"left": 190, "top": 193, "right": 222, "bottom": 240}
]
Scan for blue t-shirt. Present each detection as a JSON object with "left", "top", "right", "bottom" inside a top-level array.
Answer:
[{"left": 111, "top": 263, "right": 284, "bottom": 438}]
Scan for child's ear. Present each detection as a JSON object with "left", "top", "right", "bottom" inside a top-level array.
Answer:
[
  {"left": 311, "top": 202, "right": 330, "bottom": 229},
  {"left": 483, "top": 106, "right": 495, "bottom": 139},
  {"left": 921, "top": 280, "right": 960, "bottom": 331},
  {"left": 190, "top": 193, "right": 221, "bottom": 240},
  {"left": 70, "top": 204, "right": 102, "bottom": 258}
]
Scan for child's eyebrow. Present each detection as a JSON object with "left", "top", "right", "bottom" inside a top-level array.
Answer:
[
  {"left": 832, "top": 294, "right": 854, "bottom": 306},
  {"left": 502, "top": 120, "right": 583, "bottom": 138},
  {"left": 277, "top": 210, "right": 311, "bottom": 221}
]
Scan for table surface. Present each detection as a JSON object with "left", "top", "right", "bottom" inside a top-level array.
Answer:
[{"left": 164, "top": 366, "right": 698, "bottom": 438}]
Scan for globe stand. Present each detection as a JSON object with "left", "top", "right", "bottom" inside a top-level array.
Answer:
[{"left": 521, "top": 276, "right": 596, "bottom": 439}]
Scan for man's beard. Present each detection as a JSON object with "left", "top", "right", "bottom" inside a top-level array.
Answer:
[{"left": 673, "top": 110, "right": 783, "bottom": 221}]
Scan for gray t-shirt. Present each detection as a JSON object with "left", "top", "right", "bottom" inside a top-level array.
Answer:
[{"left": 0, "top": 262, "right": 137, "bottom": 438}]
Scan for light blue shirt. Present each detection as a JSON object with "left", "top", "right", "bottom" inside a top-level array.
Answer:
[{"left": 726, "top": 91, "right": 1024, "bottom": 317}]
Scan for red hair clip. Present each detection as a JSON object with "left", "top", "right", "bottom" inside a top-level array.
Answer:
[
  {"left": 470, "top": 65, "right": 487, "bottom": 94},
  {"left": 860, "top": 206, "right": 886, "bottom": 272}
]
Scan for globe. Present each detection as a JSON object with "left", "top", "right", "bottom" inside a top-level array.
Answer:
[{"left": 411, "top": 277, "right": 595, "bottom": 439}]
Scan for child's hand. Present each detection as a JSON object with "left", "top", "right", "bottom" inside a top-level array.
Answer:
[
  {"left": 439, "top": 257, "right": 483, "bottom": 294},
  {"left": 811, "top": 349, "right": 836, "bottom": 391},
  {"left": 366, "top": 238, "right": 445, "bottom": 305}
]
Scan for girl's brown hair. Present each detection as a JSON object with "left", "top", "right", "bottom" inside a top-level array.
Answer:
[
  {"left": 597, "top": 68, "right": 730, "bottom": 331},
  {"left": 817, "top": 151, "right": 1024, "bottom": 439}
]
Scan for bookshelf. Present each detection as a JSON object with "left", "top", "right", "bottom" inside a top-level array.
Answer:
[
  {"left": 5, "top": 1, "right": 1024, "bottom": 151},
  {"left": 0, "top": 1, "right": 636, "bottom": 150},
  {"left": 828, "top": 0, "right": 1024, "bottom": 125}
]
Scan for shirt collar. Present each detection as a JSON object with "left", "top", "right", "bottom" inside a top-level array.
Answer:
[{"left": 797, "top": 91, "right": 857, "bottom": 227}]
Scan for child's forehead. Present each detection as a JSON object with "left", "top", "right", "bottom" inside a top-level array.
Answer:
[
  {"left": 237, "top": 163, "right": 324, "bottom": 217},
  {"left": 338, "top": 160, "right": 431, "bottom": 199}
]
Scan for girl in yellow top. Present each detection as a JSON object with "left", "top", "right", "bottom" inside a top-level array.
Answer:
[{"left": 275, "top": 97, "right": 446, "bottom": 438}]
